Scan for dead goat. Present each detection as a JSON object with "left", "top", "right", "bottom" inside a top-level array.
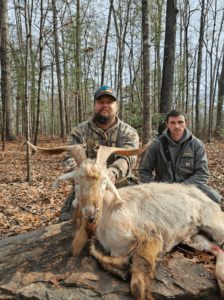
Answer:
[{"left": 27, "top": 141, "right": 224, "bottom": 300}]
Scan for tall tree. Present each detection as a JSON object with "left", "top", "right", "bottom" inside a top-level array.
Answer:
[
  {"left": 142, "top": 0, "right": 152, "bottom": 144},
  {"left": 0, "top": 0, "right": 16, "bottom": 141},
  {"left": 184, "top": 0, "right": 190, "bottom": 113},
  {"left": 158, "top": 0, "right": 177, "bottom": 134},
  {"left": 0, "top": 0, "right": 5, "bottom": 149},
  {"left": 208, "top": 5, "right": 224, "bottom": 142},
  {"left": 195, "top": 0, "right": 205, "bottom": 137},
  {"left": 52, "top": 0, "right": 66, "bottom": 138},
  {"left": 101, "top": 0, "right": 113, "bottom": 86},
  {"left": 33, "top": 0, "right": 44, "bottom": 146},
  {"left": 113, "top": 0, "right": 130, "bottom": 119},
  {"left": 215, "top": 49, "right": 224, "bottom": 137},
  {"left": 24, "top": 0, "right": 31, "bottom": 181},
  {"left": 76, "top": 0, "right": 82, "bottom": 123}
]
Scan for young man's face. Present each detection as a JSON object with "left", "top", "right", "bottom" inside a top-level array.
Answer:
[
  {"left": 166, "top": 115, "right": 189, "bottom": 141},
  {"left": 94, "top": 95, "right": 118, "bottom": 124}
]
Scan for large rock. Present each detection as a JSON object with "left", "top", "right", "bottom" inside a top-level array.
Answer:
[{"left": 0, "top": 222, "right": 222, "bottom": 300}]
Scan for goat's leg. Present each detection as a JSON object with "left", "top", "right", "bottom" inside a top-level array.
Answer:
[
  {"left": 200, "top": 203, "right": 224, "bottom": 245},
  {"left": 130, "top": 238, "right": 162, "bottom": 300},
  {"left": 184, "top": 234, "right": 224, "bottom": 295},
  {"left": 89, "top": 239, "right": 129, "bottom": 280}
]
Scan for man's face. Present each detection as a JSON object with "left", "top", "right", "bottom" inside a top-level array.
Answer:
[
  {"left": 166, "top": 115, "right": 189, "bottom": 141},
  {"left": 94, "top": 95, "right": 118, "bottom": 124}
]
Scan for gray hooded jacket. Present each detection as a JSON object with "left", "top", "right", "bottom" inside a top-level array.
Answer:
[{"left": 139, "top": 128, "right": 210, "bottom": 186}]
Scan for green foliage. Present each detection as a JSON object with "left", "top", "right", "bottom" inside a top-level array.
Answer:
[
  {"left": 152, "top": 112, "right": 166, "bottom": 126},
  {"left": 215, "top": 126, "right": 224, "bottom": 137}
]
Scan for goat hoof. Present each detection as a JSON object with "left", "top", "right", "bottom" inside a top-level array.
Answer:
[
  {"left": 122, "top": 269, "right": 129, "bottom": 280},
  {"left": 128, "top": 249, "right": 136, "bottom": 266}
]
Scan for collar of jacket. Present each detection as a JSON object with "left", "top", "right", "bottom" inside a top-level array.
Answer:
[
  {"left": 162, "top": 127, "right": 194, "bottom": 146},
  {"left": 88, "top": 116, "right": 121, "bottom": 136}
]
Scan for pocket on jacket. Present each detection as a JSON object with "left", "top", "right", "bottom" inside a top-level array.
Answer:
[{"left": 179, "top": 157, "right": 194, "bottom": 174}]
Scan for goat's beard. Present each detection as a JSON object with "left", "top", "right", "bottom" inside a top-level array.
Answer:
[{"left": 94, "top": 111, "right": 114, "bottom": 124}]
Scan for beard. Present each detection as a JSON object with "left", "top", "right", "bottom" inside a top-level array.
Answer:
[{"left": 94, "top": 111, "right": 114, "bottom": 124}]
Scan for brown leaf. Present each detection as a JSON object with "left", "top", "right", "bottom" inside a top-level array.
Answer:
[{"left": 62, "top": 189, "right": 68, "bottom": 196}]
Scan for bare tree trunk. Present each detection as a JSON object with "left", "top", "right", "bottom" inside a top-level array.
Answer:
[
  {"left": 29, "top": 0, "right": 35, "bottom": 138},
  {"left": 0, "top": 0, "right": 16, "bottom": 141},
  {"left": 155, "top": 0, "right": 164, "bottom": 112},
  {"left": 182, "top": 6, "right": 185, "bottom": 111},
  {"left": 129, "top": 20, "right": 134, "bottom": 103},
  {"left": 33, "top": 0, "right": 44, "bottom": 147},
  {"left": 51, "top": 62, "right": 54, "bottom": 140},
  {"left": 2, "top": 107, "right": 6, "bottom": 150},
  {"left": 158, "top": 0, "right": 177, "bottom": 134},
  {"left": 113, "top": 0, "right": 130, "bottom": 119},
  {"left": 142, "top": 0, "right": 152, "bottom": 144},
  {"left": 0, "top": 0, "right": 4, "bottom": 149},
  {"left": 116, "top": 0, "right": 123, "bottom": 118},
  {"left": 184, "top": 0, "right": 189, "bottom": 113},
  {"left": 52, "top": 0, "right": 66, "bottom": 138},
  {"left": 208, "top": 4, "right": 223, "bottom": 142},
  {"left": 215, "top": 49, "right": 224, "bottom": 136},
  {"left": 76, "top": 0, "right": 82, "bottom": 123},
  {"left": 43, "top": 112, "right": 47, "bottom": 137},
  {"left": 179, "top": 5, "right": 183, "bottom": 109},
  {"left": 191, "top": 58, "right": 196, "bottom": 133},
  {"left": 210, "top": 20, "right": 224, "bottom": 139},
  {"left": 16, "top": 95, "right": 20, "bottom": 137},
  {"left": 25, "top": 0, "right": 31, "bottom": 182},
  {"left": 203, "top": 41, "right": 208, "bottom": 139},
  {"left": 61, "top": 26, "right": 69, "bottom": 134},
  {"left": 195, "top": 0, "right": 205, "bottom": 137},
  {"left": 13, "top": 0, "right": 25, "bottom": 68},
  {"left": 13, "top": 0, "right": 25, "bottom": 138},
  {"left": 101, "top": 0, "right": 113, "bottom": 86}
]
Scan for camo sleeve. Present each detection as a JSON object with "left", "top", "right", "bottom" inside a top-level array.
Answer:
[
  {"left": 110, "top": 123, "right": 139, "bottom": 180},
  {"left": 62, "top": 122, "right": 88, "bottom": 172}
]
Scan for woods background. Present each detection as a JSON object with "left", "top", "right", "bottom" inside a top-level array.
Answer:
[
  {"left": 0, "top": 0, "right": 224, "bottom": 145},
  {"left": 0, "top": 0, "right": 224, "bottom": 240}
]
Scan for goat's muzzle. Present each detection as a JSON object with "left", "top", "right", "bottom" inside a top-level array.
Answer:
[{"left": 83, "top": 205, "right": 98, "bottom": 224}]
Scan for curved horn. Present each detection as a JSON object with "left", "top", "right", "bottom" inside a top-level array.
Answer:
[
  {"left": 95, "top": 141, "right": 150, "bottom": 167},
  {"left": 26, "top": 141, "right": 87, "bottom": 168}
]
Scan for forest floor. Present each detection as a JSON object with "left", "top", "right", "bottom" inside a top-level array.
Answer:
[{"left": 0, "top": 136, "right": 224, "bottom": 241}]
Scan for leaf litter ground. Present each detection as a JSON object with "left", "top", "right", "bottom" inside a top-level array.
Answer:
[{"left": 0, "top": 136, "right": 224, "bottom": 274}]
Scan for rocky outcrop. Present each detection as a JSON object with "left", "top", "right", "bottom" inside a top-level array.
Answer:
[{"left": 0, "top": 222, "right": 222, "bottom": 300}]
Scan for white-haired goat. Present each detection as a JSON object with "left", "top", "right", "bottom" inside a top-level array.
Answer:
[{"left": 27, "top": 141, "right": 224, "bottom": 300}]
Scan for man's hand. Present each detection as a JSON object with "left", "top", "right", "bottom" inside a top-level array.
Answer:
[
  {"left": 107, "top": 169, "right": 116, "bottom": 185},
  {"left": 65, "top": 167, "right": 77, "bottom": 185}
]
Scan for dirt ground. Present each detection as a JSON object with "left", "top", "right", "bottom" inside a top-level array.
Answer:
[{"left": 0, "top": 136, "right": 224, "bottom": 240}]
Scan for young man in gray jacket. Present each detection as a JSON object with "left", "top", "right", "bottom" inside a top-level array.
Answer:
[{"left": 139, "top": 109, "right": 222, "bottom": 203}]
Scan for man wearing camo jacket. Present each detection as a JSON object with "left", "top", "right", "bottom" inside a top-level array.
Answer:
[{"left": 59, "top": 86, "right": 139, "bottom": 222}]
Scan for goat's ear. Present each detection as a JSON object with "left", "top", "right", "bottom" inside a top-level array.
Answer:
[
  {"left": 52, "top": 170, "right": 76, "bottom": 190},
  {"left": 105, "top": 178, "right": 125, "bottom": 203}
]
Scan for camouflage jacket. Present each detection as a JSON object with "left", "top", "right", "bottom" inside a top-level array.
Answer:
[{"left": 62, "top": 117, "right": 139, "bottom": 182}]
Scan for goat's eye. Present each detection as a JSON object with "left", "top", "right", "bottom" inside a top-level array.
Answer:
[{"left": 75, "top": 182, "right": 79, "bottom": 186}]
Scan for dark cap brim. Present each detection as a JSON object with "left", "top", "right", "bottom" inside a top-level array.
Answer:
[{"left": 95, "top": 93, "right": 117, "bottom": 101}]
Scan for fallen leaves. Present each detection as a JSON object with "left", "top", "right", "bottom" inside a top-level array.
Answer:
[
  {"left": 0, "top": 136, "right": 72, "bottom": 239},
  {"left": 205, "top": 140, "right": 224, "bottom": 201}
]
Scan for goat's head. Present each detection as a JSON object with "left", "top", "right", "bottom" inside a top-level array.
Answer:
[{"left": 27, "top": 141, "right": 149, "bottom": 253}]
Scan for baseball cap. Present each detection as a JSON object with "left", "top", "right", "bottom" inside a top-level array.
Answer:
[{"left": 94, "top": 86, "right": 117, "bottom": 101}]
